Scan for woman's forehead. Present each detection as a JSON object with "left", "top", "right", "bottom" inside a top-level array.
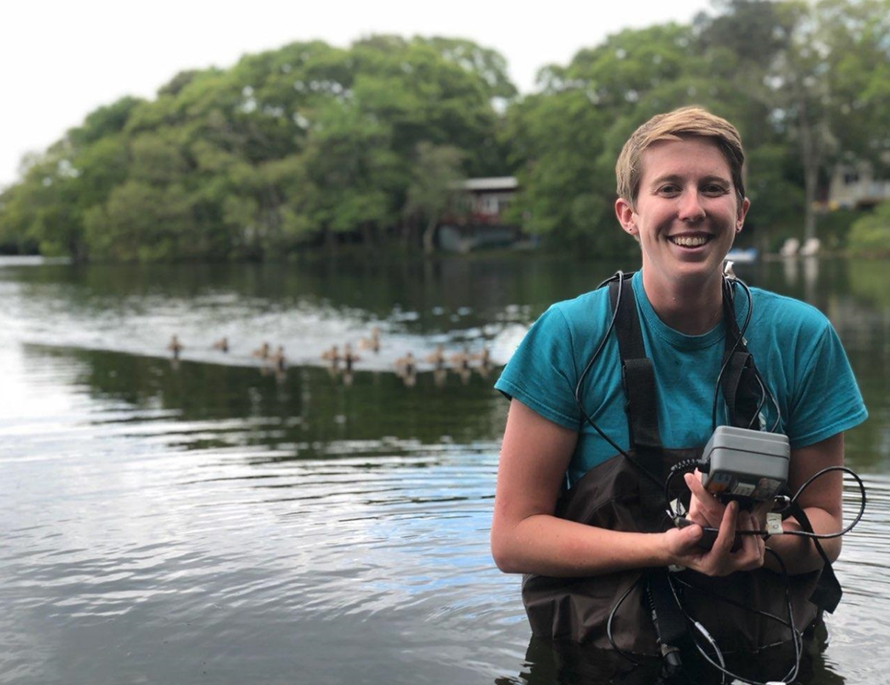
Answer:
[{"left": 639, "top": 137, "right": 732, "bottom": 182}]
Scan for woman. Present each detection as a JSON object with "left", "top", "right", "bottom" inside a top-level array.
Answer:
[{"left": 490, "top": 108, "right": 867, "bottom": 660}]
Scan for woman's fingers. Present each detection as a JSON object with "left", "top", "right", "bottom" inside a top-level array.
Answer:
[
  {"left": 712, "top": 500, "right": 739, "bottom": 556},
  {"left": 738, "top": 511, "right": 767, "bottom": 570},
  {"left": 685, "top": 471, "right": 726, "bottom": 528},
  {"left": 677, "top": 505, "right": 766, "bottom": 576},
  {"left": 675, "top": 471, "right": 769, "bottom": 576}
]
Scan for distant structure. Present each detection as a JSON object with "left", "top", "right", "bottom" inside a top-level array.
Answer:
[
  {"left": 828, "top": 162, "right": 890, "bottom": 209},
  {"left": 438, "top": 177, "right": 527, "bottom": 253},
  {"left": 779, "top": 238, "right": 800, "bottom": 257}
]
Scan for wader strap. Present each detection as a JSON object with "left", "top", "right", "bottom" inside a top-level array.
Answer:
[
  {"left": 787, "top": 500, "right": 843, "bottom": 613},
  {"left": 648, "top": 569, "right": 691, "bottom": 653},
  {"left": 720, "top": 279, "right": 764, "bottom": 429},
  {"left": 609, "top": 278, "right": 662, "bottom": 452}
]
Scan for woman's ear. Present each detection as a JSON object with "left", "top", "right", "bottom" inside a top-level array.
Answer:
[
  {"left": 615, "top": 197, "right": 638, "bottom": 238},
  {"left": 736, "top": 197, "right": 751, "bottom": 232}
]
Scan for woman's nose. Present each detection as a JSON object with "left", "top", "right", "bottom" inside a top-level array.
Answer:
[{"left": 677, "top": 191, "right": 706, "bottom": 222}]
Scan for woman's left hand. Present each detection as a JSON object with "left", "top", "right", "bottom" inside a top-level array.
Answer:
[
  {"left": 663, "top": 498, "right": 767, "bottom": 576},
  {"left": 683, "top": 469, "right": 772, "bottom": 532}
]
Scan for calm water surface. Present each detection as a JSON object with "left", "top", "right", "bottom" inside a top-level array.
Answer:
[{"left": 1, "top": 254, "right": 889, "bottom": 684}]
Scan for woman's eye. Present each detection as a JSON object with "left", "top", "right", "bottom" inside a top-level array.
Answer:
[
  {"left": 703, "top": 184, "right": 729, "bottom": 195},
  {"left": 658, "top": 185, "right": 680, "bottom": 195}
]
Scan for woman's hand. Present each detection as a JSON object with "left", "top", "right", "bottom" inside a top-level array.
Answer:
[
  {"left": 663, "top": 498, "right": 766, "bottom": 576},
  {"left": 683, "top": 470, "right": 772, "bottom": 530},
  {"left": 664, "top": 470, "right": 770, "bottom": 576}
]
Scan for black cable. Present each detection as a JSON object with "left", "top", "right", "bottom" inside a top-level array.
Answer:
[
  {"left": 711, "top": 276, "right": 753, "bottom": 432},
  {"left": 663, "top": 459, "right": 704, "bottom": 519},
  {"left": 666, "top": 464, "right": 867, "bottom": 546},
  {"left": 780, "top": 465, "right": 867, "bottom": 540},
  {"left": 667, "top": 547, "right": 802, "bottom": 685},
  {"left": 747, "top": 375, "right": 768, "bottom": 430},
  {"left": 735, "top": 279, "right": 783, "bottom": 433},
  {"left": 606, "top": 573, "right": 645, "bottom": 665},
  {"left": 710, "top": 277, "right": 783, "bottom": 434},
  {"left": 661, "top": 465, "right": 867, "bottom": 682},
  {"left": 573, "top": 272, "right": 665, "bottom": 491},
  {"left": 669, "top": 575, "right": 791, "bottom": 627},
  {"left": 766, "top": 547, "right": 802, "bottom": 685}
]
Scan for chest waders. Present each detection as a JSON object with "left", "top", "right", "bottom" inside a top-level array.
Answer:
[{"left": 521, "top": 272, "right": 838, "bottom": 658}]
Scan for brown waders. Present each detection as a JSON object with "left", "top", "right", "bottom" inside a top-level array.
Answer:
[{"left": 521, "top": 273, "right": 835, "bottom": 659}]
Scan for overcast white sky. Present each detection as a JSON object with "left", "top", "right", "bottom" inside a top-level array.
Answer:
[{"left": 0, "top": 0, "right": 714, "bottom": 189}]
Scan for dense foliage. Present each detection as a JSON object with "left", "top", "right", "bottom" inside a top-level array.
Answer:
[
  {"left": 2, "top": 0, "right": 890, "bottom": 262},
  {"left": 849, "top": 201, "right": 890, "bottom": 255}
]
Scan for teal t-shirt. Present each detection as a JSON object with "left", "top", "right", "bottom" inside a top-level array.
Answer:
[{"left": 495, "top": 271, "right": 868, "bottom": 486}]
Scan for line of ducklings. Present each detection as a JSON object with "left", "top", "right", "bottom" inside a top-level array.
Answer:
[
  {"left": 166, "top": 335, "right": 287, "bottom": 374},
  {"left": 167, "top": 326, "right": 494, "bottom": 387},
  {"left": 320, "top": 327, "right": 494, "bottom": 387}
]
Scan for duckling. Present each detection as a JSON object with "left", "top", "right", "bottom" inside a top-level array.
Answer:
[
  {"left": 473, "top": 346, "right": 492, "bottom": 368},
  {"left": 449, "top": 346, "right": 472, "bottom": 371},
  {"left": 475, "top": 362, "right": 492, "bottom": 380},
  {"left": 424, "top": 345, "right": 447, "bottom": 369},
  {"left": 268, "top": 345, "right": 286, "bottom": 371},
  {"left": 167, "top": 335, "right": 184, "bottom": 360},
  {"left": 341, "top": 343, "right": 361, "bottom": 372},
  {"left": 212, "top": 337, "right": 229, "bottom": 353},
  {"left": 358, "top": 326, "right": 381, "bottom": 353},
  {"left": 252, "top": 342, "right": 270, "bottom": 360},
  {"left": 321, "top": 345, "right": 340, "bottom": 366},
  {"left": 394, "top": 351, "right": 417, "bottom": 376}
]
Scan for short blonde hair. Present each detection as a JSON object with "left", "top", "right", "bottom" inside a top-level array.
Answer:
[{"left": 616, "top": 106, "right": 745, "bottom": 208}]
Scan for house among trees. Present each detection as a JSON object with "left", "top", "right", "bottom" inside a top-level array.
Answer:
[
  {"left": 437, "top": 177, "right": 524, "bottom": 252},
  {"left": 828, "top": 162, "right": 890, "bottom": 209}
]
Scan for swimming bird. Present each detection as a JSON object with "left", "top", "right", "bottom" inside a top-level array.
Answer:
[
  {"left": 449, "top": 346, "right": 473, "bottom": 371},
  {"left": 394, "top": 351, "right": 417, "bottom": 376},
  {"left": 268, "top": 345, "right": 286, "bottom": 371},
  {"left": 358, "top": 326, "right": 381, "bottom": 353},
  {"left": 321, "top": 345, "right": 340, "bottom": 365},
  {"left": 424, "top": 345, "right": 447, "bottom": 369},
  {"left": 341, "top": 343, "right": 361, "bottom": 372},
  {"left": 167, "top": 335, "right": 183, "bottom": 359},
  {"left": 212, "top": 337, "right": 229, "bottom": 353},
  {"left": 473, "top": 346, "right": 492, "bottom": 368},
  {"left": 252, "top": 342, "right": 270, "bottom": 360}
]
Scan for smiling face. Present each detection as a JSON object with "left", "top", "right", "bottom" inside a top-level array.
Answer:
[{"left": 615, "top": 136, "right": 749, "bottom": 292}]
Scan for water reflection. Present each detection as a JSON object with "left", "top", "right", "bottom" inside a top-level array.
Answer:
[{"left": 20, "top": 345, "right": 506, "bottom": 458}]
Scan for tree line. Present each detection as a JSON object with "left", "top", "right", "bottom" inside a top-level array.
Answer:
[{"left": 2, "top": 0, "right": 890, "bottom": 262}]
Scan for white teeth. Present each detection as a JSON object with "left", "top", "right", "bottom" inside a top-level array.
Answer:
[{"left": 670, "top": 235, "right": 709, "bottom": 247}]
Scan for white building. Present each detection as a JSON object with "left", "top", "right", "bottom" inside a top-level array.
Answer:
[{"left": 828, "top": 162, "right": 890, "bottom": 209}]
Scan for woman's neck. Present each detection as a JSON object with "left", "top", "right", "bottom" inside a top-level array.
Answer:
[{"left": 641, "top": 271, "right": 724, "bottom": 335}]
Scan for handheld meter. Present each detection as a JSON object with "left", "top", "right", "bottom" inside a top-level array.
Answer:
[{"left": 700, "top": 426, "right": 790, "bottom": 503}]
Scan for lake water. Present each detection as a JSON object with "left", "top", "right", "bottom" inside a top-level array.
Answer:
[{"left": 1, "top": 254, "right": 888, "bottom": 684}]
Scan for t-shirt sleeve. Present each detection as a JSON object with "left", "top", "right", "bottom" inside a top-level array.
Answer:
[
  {"left": 787, "top": 322, "right": 868, "bottom": 449},
  {"left": 494, "top": 305, "right": 581, "bottom": 430}
]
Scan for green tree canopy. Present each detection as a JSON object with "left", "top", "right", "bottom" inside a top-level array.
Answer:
[
  {"left": 4, "top": 2, "right": 890, "bottom": 260},
  {"left": 0, "top": 36, "right": 510, "bottom": 261}
]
